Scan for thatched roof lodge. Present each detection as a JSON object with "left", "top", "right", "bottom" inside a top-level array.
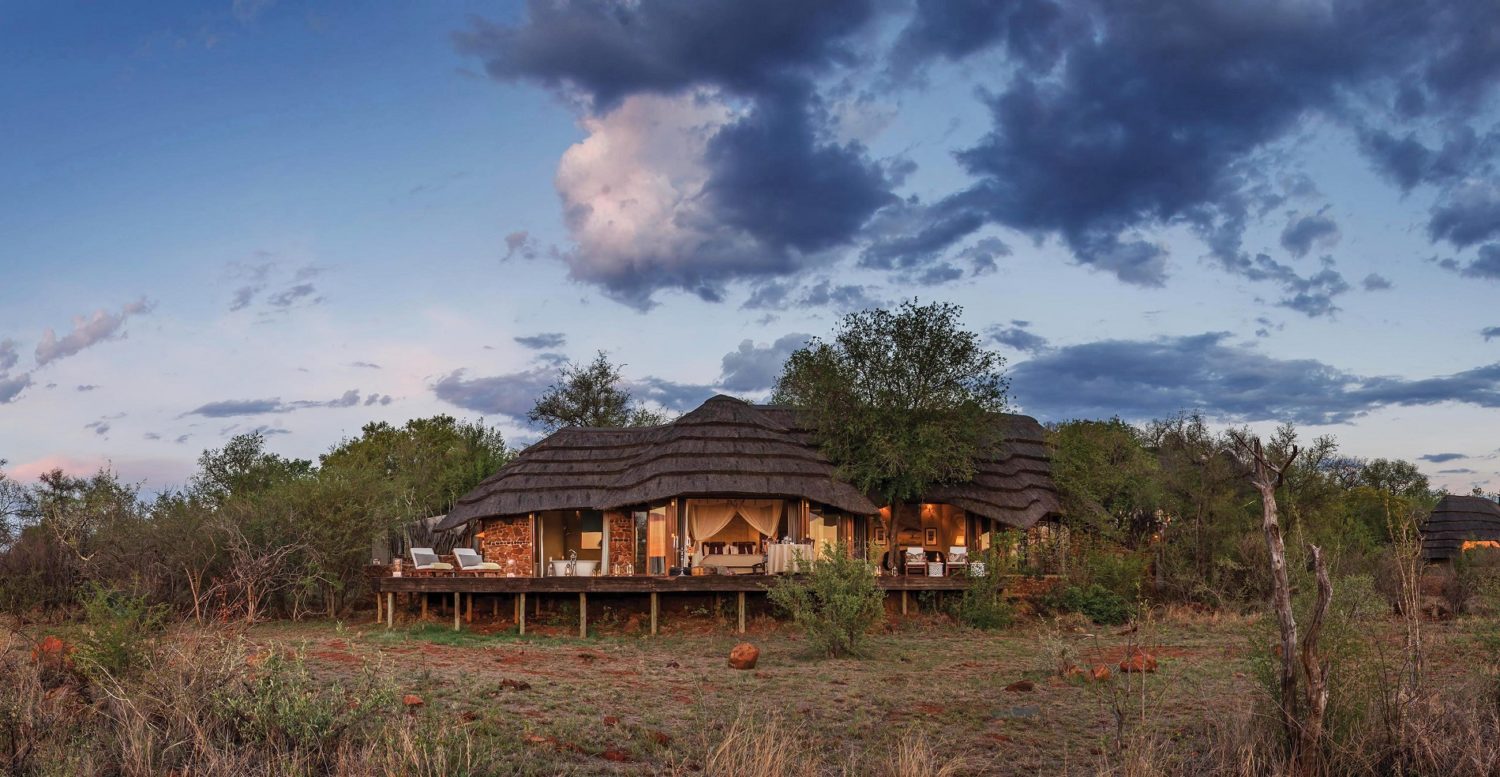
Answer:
[
  {"left": 436, "top": 395, "right": 1060, "bottom": 577},
  {"left": 1422, "top": 495, "right": 1500, "bottom": 562}
]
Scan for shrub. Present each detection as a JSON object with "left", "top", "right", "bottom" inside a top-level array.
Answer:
[
  {"left": 1045, "top": 584, "right": 1132, "bottom": 625},
  {"left": 1077, "top": 546, "right": 1148, "bottom": 601},
  {"left": 767, "top": 541, "right": 884, "bottom": 657},
  {"left": 214, "top": 650, "right": 395, "bottom": 761},
  {"left": 955, "top": 547, "right": 1014, "bottom": 630},
  {"left": 75, "top": 585, "right": 167, "bottom": 678}
]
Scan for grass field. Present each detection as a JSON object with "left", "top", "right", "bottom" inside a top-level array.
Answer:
[{"left": 226, "top": 603, "right": 1493, "bottom": 775}]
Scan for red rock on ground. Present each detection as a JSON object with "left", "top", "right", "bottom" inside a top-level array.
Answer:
[
  {"left": 1091, "top": 665, "right": 1112, "bottom": 682},
  {"left": 1118, "top": 650, "right": 1158, "bottom": 673},
  {"left": 728, "top": 642, "right": 759, "bottom": 670},
  {"left": 601, "top": 749, "right": 632, "bottom": 762},
  {"left": 402, "top": 694, "right": 424, "bottom": 707},
  {"left": 1005, "top": 680, "right": 1034, "bottom": 692},
  {"left": 603, "top": 715, "right": 620, "bottom": 727}
]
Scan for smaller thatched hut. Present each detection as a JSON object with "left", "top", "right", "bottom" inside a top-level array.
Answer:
[{"left": 1421, "top": 495, "right": 1500, "bottom": 562}]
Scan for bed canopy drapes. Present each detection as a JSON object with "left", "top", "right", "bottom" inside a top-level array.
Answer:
[{"left": 688, "top": 498, "right": 783, "bottom": 540}]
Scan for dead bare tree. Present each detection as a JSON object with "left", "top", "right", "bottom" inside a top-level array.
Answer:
[
  {"left": 1229, "top": 429, "right": 1331, "bottom": 772},
  {"left": 208, "top": 518, "right": 307, "bottom": 624}
]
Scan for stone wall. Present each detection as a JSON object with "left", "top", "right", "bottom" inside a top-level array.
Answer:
[
  {"left": 478, "top": 516, "right": 534, "bottom": 576},
  {"left": 607, "top": 511, "right": 635, "bottom": 573}
]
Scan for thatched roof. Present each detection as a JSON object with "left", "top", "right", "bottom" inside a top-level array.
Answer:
[
  {"left": 1422, "top": 495, "right": 1500, "bottom": 561},
  {"left": 438, "top": 395, "right": 1061, "bottom": 531}
]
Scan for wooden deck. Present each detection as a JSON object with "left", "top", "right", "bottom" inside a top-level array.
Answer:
[
  {"left": 369, "top": 573, "right": 1004, "bottom": 637},
  {"left": 372, "top": 573, "right": 970, "bottom": 594}
]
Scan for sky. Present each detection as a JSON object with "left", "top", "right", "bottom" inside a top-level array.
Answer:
[{"left": 3, "top": 0, "right": 1500, "bottom": 495}]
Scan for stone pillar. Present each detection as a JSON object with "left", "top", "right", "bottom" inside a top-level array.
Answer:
[{"left": 477, "top": 516, "right": 535, "bottom": 577}]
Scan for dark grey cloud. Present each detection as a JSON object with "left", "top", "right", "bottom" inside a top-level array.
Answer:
[
  {"left": 873, "top": 0, "right": 1500, "bottom": 295},
  {"left": 455, "top": 0, "right": 879, "bottom": 111},
  {"left": 989, "top": 321, "right": 1049, "bottom": 354},
  {"left": 75, "top": 384, "right": 99, "bottom": 392},
  {"left": 1439, "top": 244, "right": 1500, "bottom": 279},
  {"left": 1419, "top": 452, "right": 1466, "bottom": 463},
  {"left": 514, "top": 332, "right": 567, "bottom": 351},
  {"left": 1484, "top": 326, "right": 1500, "bottom": 342},
  {"left": 1218, "top": 253, "right": 1351, "bottom": 318},
  {"left": 185, "top": 389, "right": 366, "bottom": 418},
  {"left": 84, "top": 420, "right": 110, "bottom": 437},
  {"left": 718, "top": 333, "right": 809, "bottom": 393},
  {"left": 799, "top": 279, "right": 884, "bottom": 311},
  {"left": 1429, "top": 182, "right": 1500, "bottom": 249},
  {"left": 143, "top": 432, "right": 162, "bottom": 441},
  {"left": 432, "top": 366, "right": 553, "bottom": 421},
  {"left": 362, "top": 393, "right": 393, "bottom": 406},
  {"left": 0, "top": 339, "right": 19, "bottom": 373},
  {"left": 1010, "top": 331, "right": 1500, "bottom": 425},
  {"left": 266, "top": 283, "right": 318, "bottom": 309},
  {"left": 630, "top": 377, "right": 715, "bottom": 412},
  {"left": 1280, "top": 213, "right": 1339, "bottom": 258},
  {"left": 504, "top": 231, "right": 538, "bottom": 261},
  {"left": 1439, "top": 468, "right": 1477, "bottom": 475},
  {"left": 351, "top": 361, "right": 382, "bottom": 369},
  {"left": 458, "top": 0, "right": 896, "bottom": 308},
  {"left": 0, "top": 373, "right": 33, "bottom": 405},
  {"left": 35, "top": 298, "right": 153, "bottom": 366},
  {"left": 1362, "top": 273, "right": 1393, "bottom": 291},
  {"left": 229, "top": 285, "right": 259, "bottom": 311},
  {"left": 174, "top": 434, "right": 190, "bottom": 444}
]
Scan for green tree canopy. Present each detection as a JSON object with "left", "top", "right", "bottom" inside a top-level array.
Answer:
[
  {"left": 528, "top": 351, "right": 667, "bottom": 432},
  {"left": 772, "top": 300, "right": 1008, "bottom": 560}
]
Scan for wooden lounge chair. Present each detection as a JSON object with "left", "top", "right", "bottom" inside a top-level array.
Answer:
[
  {"left": 903, "top": 547, "right": 927, "bottom": 576},
  {"left": 946, "top": 546, "right": 969, "bottom": 576},
  {"left": 453, "top": 548, "right": 502, "bottom": 573},
  {"left": 410, "top": 547, "right": 454, "bottom": 575}
]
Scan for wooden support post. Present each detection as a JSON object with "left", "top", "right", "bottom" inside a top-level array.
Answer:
[
  {"left": 650, "top": 592, "right": 659, "bottom": 636},
  {"left": 493, "top": 596, "right": 500, "bottom": 618},
  {"left": 386, "top": 592, "right": 394, "bottom": 629},
  {"left": 453, "top": 591, "right": 461, "bottom": 632},
  {"left": 737, "top": 591, "right": 746, "bottom": 634},
  {"left": 901, "top": 589, "right": 908, "bottom": 615},
  {"left": 375, "top": 592, "right": 382, "bottom": 624},
  {"left": 579, "top": 592, "right": 588, "bottom": 638},
  {"left": 518, "top": 593, "right": 526, "bottom": 635},
  {"left": 466, "top": 592, "right": 473, "bottom": 623},
  {"left": 420, "top": 594, "right": 428, "bottom": 620}
]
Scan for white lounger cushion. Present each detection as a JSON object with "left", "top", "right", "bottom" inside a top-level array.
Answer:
[
  {"left": 410, "top": 547, "right": 454, "bottom": 570},
  {"left": 453, "top": 548, "right": 502, "bottom": 570}
]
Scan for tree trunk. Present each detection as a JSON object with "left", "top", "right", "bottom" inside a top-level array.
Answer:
[
  {"left": 1257, "top": 478, "right": 1300, "bottom": 749},
  {"left": 886, "top": 499, "right": 902, "bottom": 573},
  {"left": 1299, "top": 544, "right": 1332, "bottom": 773}
]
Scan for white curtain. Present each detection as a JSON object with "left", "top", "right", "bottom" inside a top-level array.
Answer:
[
  {"left": 689, "top": 499, "right": 783, "bottom": 540},
  {"left": 689, "top": 500, "right": 738, "bottom": 541}
]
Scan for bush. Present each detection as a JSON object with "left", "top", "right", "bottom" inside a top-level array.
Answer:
[
  {"left": 214, "top": 650, "right": 395, "bottom": 761},
  {"left": 1077, "top": 547, "right": 1148, "bottom": 601},
  {"left": 767, "top": 541, "right": 884, "bottom": 657},
  {"left": 75, "top": 585, "right": 167, "bottom": 678},
  {"left": 1045, "top": 584, "right": 1132, "bottom": 625},
  {"left": 955, "top": 547, "right": 1014, "bottom": 630}
]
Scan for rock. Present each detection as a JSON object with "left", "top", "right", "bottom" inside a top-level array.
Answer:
[
  {"left": 602, "top": 749, "right": 632, "bottom": 762},
  {"left": 402, "top": 694, "right": 424, "bottom": 707},
  {"left": 1063, "top": 665, "right": 1088, "bottom": 681},
  {"left": 499, "top": 678, "right": 531, "bottom": 691},
  {"left": 1091, "top": 665, "right": 1112, "bottom": 682},
  {"left": 1119, "top": 650, "right": 1157, "bottom": 673},
  {"left": 1004, "top": 680, "right": 1034, "bottom": 692},
  {"left": 603, "top": 715, "right": 620, "bottom": 727},
  {"left": 665, "top": 660, "right": 681, "bottom": 669},
  {"left": 728, "top": 642, "right": 759, "bottom": 670}
]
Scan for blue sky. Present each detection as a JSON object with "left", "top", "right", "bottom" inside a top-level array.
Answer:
[{"left": 3, "top": 0, "right": 1500, "bottom": 493}]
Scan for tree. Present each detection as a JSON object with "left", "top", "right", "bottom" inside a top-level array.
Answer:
[
  {"left": 1049, "top": 419, "right": 1162, "bottom": 547},
  {"left": 772, "top": 299, "right": 1008, "bottom": 569},
  {"left": 527, "top": 351, "right": 666, "bottom": 431},
  {"left": 1229, "top": 429, "right": 1330, "bottom": 771}
]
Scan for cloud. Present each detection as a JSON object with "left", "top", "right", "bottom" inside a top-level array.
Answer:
[
  {"left": 75, "top": 384, "right": 99, "bottom": 392},
  {"left": 0, "top": 373, "right": 33, "bottom": 405},
  {"left": 143, "top": 432, "right": 162, "bottom": 441},
  {"left": 1009, "top": 331, "right": 1500, "bottom": 425},
  {"left": 1419, "top": 452, "right": 1466, "bottom": 463},
  {"left": 458, "top": 2, "right": 894, "bottom": 308},
  {"left": 35, "top": 298, "right": 153, "bottom": 366},
  {"left": 229, "top": 285, "right": 259, "bottom": 311},
  {"left": 1438, "top": 468, "right": 1477, "bottom": 475},
  {"left": 889, "top": 0, "right": 1075, "bottom": 79},
  {"left": 504, "top": 231, "right": 539, "bottom": 261},
  {"left": 432, "top": 366, "right": 554, "bottom": 421},
  {"left": 989, "top": 321, "right": 1049, "bottom": 354},
  {"left": 362, "top": 393, "right": 393, "bottom": 406},
  {"left": 351, "top": 361, "right": 382, "bottom": 369},
  {"left": 185, "top": 389, "right": 367, "bottom": 418},
  {"left": 1439, "top": 244, "right": 1500, "bottom": 279},
  {"left": 718, "top": 333, "right": 809, "bottom": 393},
  {"left": 1428, "top": 180, "right": 1500, "bottom": 249},
  {"left": 514, "top": 333, "right": 567, "bottom": 350},
  {"left": 1484, "top": 326, "right": 1500, "bottom": 341},
  {"left": 84, "top": 421, "right": 111, "bottom": 437},
  {"left": 630, "top": 377, "right": 715, "bottom": 412},
  {"left": 266, "top": 283, "right": 318, "bottom": 308},
  {"left": 1362, "top": 273, "right": 1393, "bottom": 291},
  {"left": 0, "top": 339, "right": 18, "bottom": 373},
  {"left": 1280, "top": 212, "right": 1340, "bottom": 258},
  {"left": 1217, "top": 253, "right": 1351, "bottom": 318}
]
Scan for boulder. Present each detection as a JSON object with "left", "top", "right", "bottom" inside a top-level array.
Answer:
[
  {"left": 1004, "top": 680, "right": 1035, "bottom": 692},
  {"left": 1091, "top": 665, "right": 1112, "bottom": 682},
  {"left": 728, "top": 642, "right": 760, "bottom": 670},
  {"left": 1118, "top": 650, "right": 1157, "bottom": 673},
  {"left": 402, "top": 694, "right": 424, "bottom": 707}
]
